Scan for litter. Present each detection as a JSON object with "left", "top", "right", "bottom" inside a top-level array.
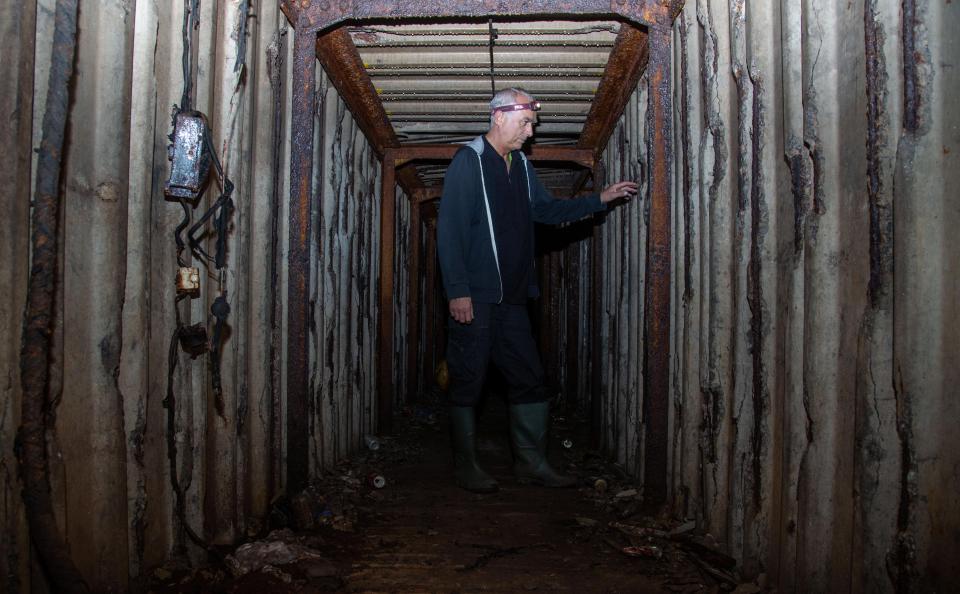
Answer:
[
  {"left": 621, "top": 545, "right": 663, "bottom": 559},
  {"left": 224, "top": 530, "right": 328, "bottom": 577}
]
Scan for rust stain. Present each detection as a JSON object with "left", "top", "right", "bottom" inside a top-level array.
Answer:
[
  {"left": 17, "top": 0, "right": 89, "bottom": 590},
  {"left": 901, "top": 0, "right": 920, "bottom": 133},
  {"left": 889, "top": 364, "right": 918, "bottom": 592},
  {"left": 678, "top": 13, "right": 693, "bottom": 304},
  {"left": 865, "top": 0, "right": 892, "bottom": 306},
  {"left": 748, "top": 69, "right": 767, "bottom": 510},
  {"left": 788, "top": 150, "right": 808, "bottom": 255}
]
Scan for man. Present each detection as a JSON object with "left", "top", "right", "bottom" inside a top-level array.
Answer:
[{"left": 437, "top": 88, "right": 637, "bottom": 493}]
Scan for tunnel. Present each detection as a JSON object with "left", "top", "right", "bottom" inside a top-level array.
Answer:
[{"left": 0, "top": 0, "right": 958, "bottom": 592}]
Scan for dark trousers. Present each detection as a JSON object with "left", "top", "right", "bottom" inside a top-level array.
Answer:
[{"left": 446, "top": 302, "right": 547, "bottom": 407}]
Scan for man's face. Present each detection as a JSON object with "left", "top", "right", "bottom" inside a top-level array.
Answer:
[{"left": 497, "top": 97, "right": 537, "bottom": 151}]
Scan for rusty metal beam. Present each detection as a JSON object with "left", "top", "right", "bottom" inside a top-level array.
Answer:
[
  {"left": 377, "top": 150, "right": 398, "bottom": 433},
  {"left": 642, "top": 26, "right": 672, "bottom": 508},
  {"left": 392, "top": 144, "right": 596, "bottom": 169},
  {"left": 397, "top": 166, "right": 423, "bottom": 195},
  {"left": 314, "top": 27, "right": 397, "bottom": 156},
  {"left": 314, "top": 27, "right": 424, "bottom": 196},
  {"left": 413, "top": 186, "right": 443, "bottom": 204},
  {"left": 577, "top": 24, "right": 649, "bottom": 153},
  {"left": 286, "top": 28, "right": 316, "bottom": 493},
  {"left": 282, "top": 1, "right": 673, "bottom": 34}
]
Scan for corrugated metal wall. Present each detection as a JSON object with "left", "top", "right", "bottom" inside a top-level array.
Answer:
[
  {"left": 588, "top": 0, "right": 958, "bottom": 590},
  {"left": 0, "top": 2, "right": 405, "bottom": 591}
]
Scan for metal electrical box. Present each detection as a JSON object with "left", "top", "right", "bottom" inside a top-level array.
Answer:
[{"left": 165, "top": 111, "right": 212, "bottom": 199}]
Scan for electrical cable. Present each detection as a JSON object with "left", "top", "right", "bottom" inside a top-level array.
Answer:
[{"left": 488, "top": 19, "right": 497, "bottom": 97}]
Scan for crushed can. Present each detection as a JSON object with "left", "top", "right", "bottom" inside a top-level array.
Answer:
[
  {"left": 594, "top": 478, "right": 608, "bottom": 494},
  {"left": 368, "top": 473, "right": 386, "bottom": 489}
]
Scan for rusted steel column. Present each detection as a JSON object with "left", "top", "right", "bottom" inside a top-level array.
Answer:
[
  {"left": 406, "top": 200, "right": 422, "bottom": 403},
  {"left": 590, "top": 162, "right": 606, "bottom": 448},
  {"left": 423, "top": 214, "right": 439, "bottom": 387},
  {"left": 378, "top": 151, "right": 397, "bottom": 433},
  {"left": 564, "top": 243, "right": 580, "bottom": 412},
  {"left": 286, "top": 28, "right": 316, "bottom": 493},
  {"left": 547, "top": 251, "right": 563, "bottom": 396},
  {"left": 643, "top": 25, "right": 673, "bottom": 507}
]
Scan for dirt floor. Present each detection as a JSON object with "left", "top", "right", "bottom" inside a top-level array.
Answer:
[{"left": 151, "top": 395, "right": 757, "bottom": 593}]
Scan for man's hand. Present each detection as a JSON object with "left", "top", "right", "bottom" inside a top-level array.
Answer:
[
  {"left": 449, "top": 296, "right": 474, "bottom": 324},
  {"left": 600, "top": 181, "right": 639, "bottom": 204}
]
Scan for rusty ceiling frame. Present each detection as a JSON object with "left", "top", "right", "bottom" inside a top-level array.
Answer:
[
  {"left": 282, "top": 0, "right": 679, "bottom": 508},
  {"left": 577, "top": 23, "right": 650, "bottom": 151},
  {"left": 390, "top": 144, "right": 596, "bottom": 170},
  {"left": 281, "top": 0, "right": 683, "bottom": 35},
  {"left": 313, "top": 28, "right": 422, "bottom": 192}
]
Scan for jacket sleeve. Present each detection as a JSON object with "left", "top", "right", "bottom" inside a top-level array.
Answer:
[
  {"left": 527, "top": 161, "right": 607, "bottom": 225},
  {"left": 437, "top": 149, "right": 476, "bottom": 300}
]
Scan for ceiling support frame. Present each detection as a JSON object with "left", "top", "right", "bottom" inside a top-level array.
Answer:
[{"left": 282, "top": 0, "right": 678, "bottom": 508}]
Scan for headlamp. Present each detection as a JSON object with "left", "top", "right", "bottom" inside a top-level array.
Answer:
[{"left": 491, "top": 100, "right": 541, "bottom": 114}]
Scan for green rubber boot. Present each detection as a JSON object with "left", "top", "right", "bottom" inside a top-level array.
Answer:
[
  {"left": 449, "top": 406, "right": 499, "bottom": 493},
  {"left": 509, "top": 402, "right": 577, "bottom": 488}
]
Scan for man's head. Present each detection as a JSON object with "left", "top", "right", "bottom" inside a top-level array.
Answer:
[{"left": 487, "top": 88, "right": 539, "bottom": 154}]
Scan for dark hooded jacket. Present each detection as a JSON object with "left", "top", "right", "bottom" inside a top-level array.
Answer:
[{"left": 438, "top": 135, "right": 607, "bottom": 304}]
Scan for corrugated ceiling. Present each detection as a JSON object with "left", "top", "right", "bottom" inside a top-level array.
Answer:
[{"left": 348, "top": 20, "right": 623, "bottom": 191}]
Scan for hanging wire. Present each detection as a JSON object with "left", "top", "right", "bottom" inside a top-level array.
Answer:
[
  {"left": 185, "top": 133, "right": 234, "bottom": 268},
  {"left": 179, "top": 0, "right": 199, "bottom": 111},
  {"left": 488, "top": 18, "right": 497, "bottom": 97}
]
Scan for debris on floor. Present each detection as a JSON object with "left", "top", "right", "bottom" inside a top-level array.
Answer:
[
  {"left": 148, "top": 402, "right": 768, "bottom": 593},
  {"left": 224, "top": 530, "right": 328, "bottom": 577}
]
